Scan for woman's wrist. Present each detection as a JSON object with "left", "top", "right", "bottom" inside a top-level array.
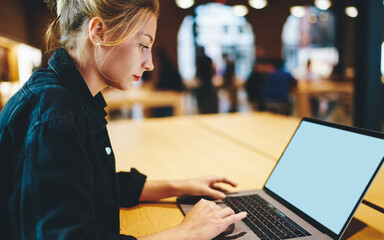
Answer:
[
  {"left": 170, "top": 179, "right": 186, "bottom": 197},
  {"left": 140, "top": 179, "right": 188, "bottom": 201}
]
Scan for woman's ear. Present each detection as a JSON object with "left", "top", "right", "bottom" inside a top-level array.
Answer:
[{"left": 89, "top": 17, "right": 106, "bottom": 46}]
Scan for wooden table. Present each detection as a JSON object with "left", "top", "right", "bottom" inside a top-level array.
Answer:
[
  {"left": 103, "top": 86, "right": 183, "bottom": 117},
  {"left": 295, "top": 80, "right": 354, "bottom": 118},
  {"left": 107, "top": 112, "right": 384, "bottom": 239}
]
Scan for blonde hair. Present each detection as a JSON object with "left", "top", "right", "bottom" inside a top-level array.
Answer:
[{"left": 44, "top": 0, "right": 159, "bottom": 66}]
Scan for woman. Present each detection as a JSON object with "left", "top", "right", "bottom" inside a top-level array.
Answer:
[{"left": 0, "top": 0, "right": 246, "bottom": 239}]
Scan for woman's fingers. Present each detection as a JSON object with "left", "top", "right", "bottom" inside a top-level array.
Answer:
[
  {"left": 203, "top": 200, "right": 246, "bottom": 222},
  {"left": 181, "top": 199, "right": 247, "bottom": 240},
  {"left": 203, "top": 187, "right": 226, "bottom": 199},
  {"left": 223, "top": 211, "right": 248, "bottom": 226},
  {"left": 208, "top": 176, "right": 238, "bottom": 188},
  {"left": 211, "top": 185, "right": 231, "bottom": 193},
  {"left": 216, "top": 207, "right": 235, "bottom": 218}
]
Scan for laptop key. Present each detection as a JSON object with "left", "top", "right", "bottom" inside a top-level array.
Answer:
[{"left": 223, "top": 194, "right": 311, "bottom": 239}]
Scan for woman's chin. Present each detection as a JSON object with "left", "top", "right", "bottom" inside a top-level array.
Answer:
[
  {"left": 118, "top": 85, "right": 130, "bottom": 91},
  {"left": 110, "top": 81, "right": 132, "bottom": 91}
]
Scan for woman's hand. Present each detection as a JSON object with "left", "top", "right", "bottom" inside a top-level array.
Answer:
[
  {"left": 177, "top": 176, "right": 238, "bottom": 199},
  {"left": 138, "top": 199, "right": 246, "bottom": 240},
  {"left": 178, "top": 199, "right": 247, "bottom": 240},
  {"left": 138, "top": 177, "right": 245, "bottom": 240},
  {"left": 139, "top": 176, "right": 238, "bottom": 201}
]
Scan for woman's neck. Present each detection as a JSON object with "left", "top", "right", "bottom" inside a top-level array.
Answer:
[{"left": 68, "top": 48, "right": 106, "bottom": 97}]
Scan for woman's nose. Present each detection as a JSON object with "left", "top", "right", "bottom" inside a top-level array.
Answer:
[{"left": 143, "top": 53, "right": 154, "bottom": 71}]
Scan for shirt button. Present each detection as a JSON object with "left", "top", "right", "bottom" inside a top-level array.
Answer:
[{"left": 105, "top": 147, "right": 112, "bottom": 155}]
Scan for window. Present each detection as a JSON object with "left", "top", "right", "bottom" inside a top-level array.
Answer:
[
  {"left": 177, "top": 3, "right": 255, "bottom": 83},
  {"left": 282, "top": 7, "right": 338, "bottom": 81}
]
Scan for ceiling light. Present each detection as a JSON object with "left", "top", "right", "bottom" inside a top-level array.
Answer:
[
  {"left": 233, "top": 5, "right": 249, "bottom": 17},
  {"left": 290, "top": 6, "right": 306, "bottom": 18},
  {"left": 175, "top": 0, "right": 194, "bottom": 9},
  {"left": 345, "top": 6, "right": 358, "bottom": 18},
  {"left": 314, "top": 0, "right": 331, "bottom": 10},
  {"left": 249, "top": 0, "right": 267, "bottom": 10}
]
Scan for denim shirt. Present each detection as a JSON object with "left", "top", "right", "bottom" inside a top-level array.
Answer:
[{"left": 0, "top": 49, "right": 146, "bottom": 240}]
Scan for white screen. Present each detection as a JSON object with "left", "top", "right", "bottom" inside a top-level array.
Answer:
[{"left": 265, "top": 121, "right": 384, "bottom": 234}]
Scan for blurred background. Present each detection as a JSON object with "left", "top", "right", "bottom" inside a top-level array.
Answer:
[{"left": 0, "top": 0, "right": 383, "bottom": 131}]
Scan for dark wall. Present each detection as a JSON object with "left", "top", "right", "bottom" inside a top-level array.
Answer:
[
  {"left": 23, "top": 0, "right": 55, "bottom": 50},
  {"left": 0, "top": 0, "right": 28, "bottom": 43},
  {"left": 246, "top": 0, "right": 292, "bottom": 59},
  {"left": 0, "top": 0, "right": 52, "bottom": 48}
]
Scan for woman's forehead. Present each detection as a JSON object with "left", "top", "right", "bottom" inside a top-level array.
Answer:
[{"left": 137, "top": 14, "right": 157, "bottom": 41}]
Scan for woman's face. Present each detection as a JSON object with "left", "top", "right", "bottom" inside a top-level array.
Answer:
[{"left": 97, "top": 14, "right": 157, "bottom": 90}]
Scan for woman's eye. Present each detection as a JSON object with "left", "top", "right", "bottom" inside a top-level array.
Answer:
[{"left": 140, "top": 44, "right": 149, "bottom": 50}]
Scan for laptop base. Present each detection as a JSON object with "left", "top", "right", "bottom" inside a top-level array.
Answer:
[{"left": 177, "top": 190, "right": 331, "bottom": 240}]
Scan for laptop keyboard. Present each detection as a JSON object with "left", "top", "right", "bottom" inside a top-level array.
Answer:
[{"left": 223, "top": 194, "right": 311, "bottom": 240}]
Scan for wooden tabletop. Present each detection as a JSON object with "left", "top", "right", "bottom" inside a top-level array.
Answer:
[
  {"left": 294, "top": 80, "right": 354, "bottom": 118},
  {"left": 103, "top": 87, "right": 183, "bottom": 117},
  {"left": 108, "top": 112, "right": 384, "bottom": 239}
]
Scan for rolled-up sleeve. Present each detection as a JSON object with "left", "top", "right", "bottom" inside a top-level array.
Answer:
[{"left": 117, "top": 168, "right": 147, "bottom": 208}]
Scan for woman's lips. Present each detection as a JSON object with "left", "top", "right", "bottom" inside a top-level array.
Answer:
[{"left": 133, "top": 75, "right": 141, "bottom": 81}]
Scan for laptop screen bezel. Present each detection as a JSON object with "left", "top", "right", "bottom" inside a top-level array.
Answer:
[{"left": 262, "top": 117, "right": 384, "bottom": 240}]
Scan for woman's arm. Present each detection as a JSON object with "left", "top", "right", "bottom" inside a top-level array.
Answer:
[{"left": 139, "top": 176, "right": 238, "bottom": 201}]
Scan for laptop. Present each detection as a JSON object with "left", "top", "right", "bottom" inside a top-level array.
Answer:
[{"left": 177, "top": 117, "right": 384, "bottom": 240}]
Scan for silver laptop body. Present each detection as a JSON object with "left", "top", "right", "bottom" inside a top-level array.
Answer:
[{"left": 178, "top": 118, "right": 384, "bottom": 240}]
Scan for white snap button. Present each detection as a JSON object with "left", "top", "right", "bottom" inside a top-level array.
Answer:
[{"left": 105, "top": 147, "right": 112, "bottom": 155}]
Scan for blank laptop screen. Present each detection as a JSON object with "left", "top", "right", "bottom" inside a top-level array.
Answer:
[{"left": 265, "top": 120, "right": 384, "bottom": 235}]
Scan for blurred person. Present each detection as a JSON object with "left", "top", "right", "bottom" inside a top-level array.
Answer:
[
  {"left": 245, "top": 59, "right": 267, "bottom": 111},
  {"left": 0, "top": 1, "right": 246, "bottom": 240},
  {"left": 293, "top": 59, "right": 321, "bottom": 82},
  {"left": 260, "top": 59, "right": 297, "bottom": 115},
  {"left": 304, "top": 59, "right": 320, "bottom": 81},
  {"left": 155, "top": 48, "right": 183, "bottom": 92},
  {"left": 151, "top": 47, "right": 184, "bottom": 117},
  {"left": 222, "top": 53, "right": 237, "bottom": 113},
  {"left": 195, "top": 46, "right": 218, "bottom": 114}
]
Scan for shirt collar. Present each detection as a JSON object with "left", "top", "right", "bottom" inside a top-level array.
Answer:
[{"left": 48, "top": 48, "right": 108, "bottom": 134}]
